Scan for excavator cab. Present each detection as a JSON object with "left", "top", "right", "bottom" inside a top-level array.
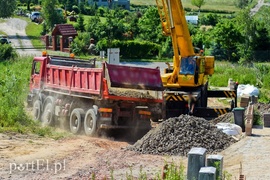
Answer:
[{"left": 180, "top": 57, "right": 197, "bottom": 75}]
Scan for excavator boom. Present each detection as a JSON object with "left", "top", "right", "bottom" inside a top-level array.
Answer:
[{"left": 156, "top": 0, "right": 214, "bottom": 88}]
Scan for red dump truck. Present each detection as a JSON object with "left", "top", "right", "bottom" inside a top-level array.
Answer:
[{"left": 27, "top": 55, "right": 163, "bottom": 135}]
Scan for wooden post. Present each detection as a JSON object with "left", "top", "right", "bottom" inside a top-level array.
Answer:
[
  {"left": 52, "top": 36, "right": 57, "bottom": 51},
  {"left": 60, "top": 36, "right": 64, "bottom": 52},
  {"left": 45, "top": 35, "right": 49, "bottom": 49}
]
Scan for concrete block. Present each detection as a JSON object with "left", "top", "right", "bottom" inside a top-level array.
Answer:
[
  {"left": 187, "top": 147, "right": 207, "bottom": 180},
  {"left": 199, "top": 167, "right": 216, "bottom": 180},
  {"left": 207, "top": 155, "right": 223, "bottom": 180},
  {"left": 264, "top": 113, "right": 270, "bottom": 127}
]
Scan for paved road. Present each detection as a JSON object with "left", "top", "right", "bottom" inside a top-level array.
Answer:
[
  {"left": 0, "top": 18, "right": 40, "bottom": 56},
  {"left": 223, "top": 126, "right": 270, "bottom": 179}
]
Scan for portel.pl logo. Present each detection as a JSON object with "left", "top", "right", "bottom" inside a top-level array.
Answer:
[{"left": 9, "top": 159, "right": 66, "bottom": 174}]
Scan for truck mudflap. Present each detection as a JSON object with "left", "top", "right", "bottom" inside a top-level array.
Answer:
[{"left": 105, "top": 62, "right": 164, "bottom": 91}]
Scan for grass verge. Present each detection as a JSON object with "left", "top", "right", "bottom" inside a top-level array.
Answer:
[
  {"left": 0, "top": 56, "right": 67, "bottom": 139},
  {"left": 210, "top": 61, "right": 270, "bottom": 103},
  {"left": 25, "top": 22, "right": 44, "bottom": 49},
  {"left": 0, "top": 18, "right": 6, "bottom": 23},
  {"left": 131, "top": 0, "right": 239, "bottom": 12},
  {"left": 0, "top": 30, "right": 7, "bottom": 36}
]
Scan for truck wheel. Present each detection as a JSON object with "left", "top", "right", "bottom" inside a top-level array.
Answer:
[
  {"left": 33, "top": 100, "right": 42, "bottom": 121},
  {"left": 42, "top": 101, "right": 54, "bottom": 126},
  {"left": 84, "top": 109, "right": 97, "bottom": 136},
  {"left": 70, "top": 108, "right": 84, "bottom": 134}
]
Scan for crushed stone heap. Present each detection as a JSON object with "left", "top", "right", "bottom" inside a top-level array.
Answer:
[{"left": 128, "top": 115, "right": 236, "bottom": 156}]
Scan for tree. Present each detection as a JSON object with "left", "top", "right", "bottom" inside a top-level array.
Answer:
[
  {"left": 42, "top": 0, "right": 65, "bottom": 31},
  {"left": 212, "top": 19, "right": 243, "bottom": 61},
  {"left": 20, "top": 0, "right": 34, "bottom": 11},
  {"left": 76, "top": 14, "right": 85, "bottom": 32},
  {"left": 138, "top": 7, "right": 164, "bottom": 44},
  {"left": 191, "top": 0, "right": 205, "bottom": 13},
  {"left": 66, "top": 0, "right": 76, "bottom": 11},
  {"left": 0, "top": 0, "right": 16, "bottom": 18}
]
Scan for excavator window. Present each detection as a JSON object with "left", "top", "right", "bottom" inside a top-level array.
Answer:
[{"left": 180, "top": 57, "right": 196, "bottom": 75}]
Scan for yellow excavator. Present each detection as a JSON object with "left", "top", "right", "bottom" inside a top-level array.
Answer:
[
  {"left": 108, "top": 0, "right": 237, "bottom": 119},
  {"left": 156, "top": 0, "right": 214, "bottom": 88},
  {"left": 154, "top": 0, "right": 237, "bottom": 119}
]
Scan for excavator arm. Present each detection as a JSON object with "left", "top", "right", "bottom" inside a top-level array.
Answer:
[{"left": 156, "top": 0, "right": 213, "bottom": 88}]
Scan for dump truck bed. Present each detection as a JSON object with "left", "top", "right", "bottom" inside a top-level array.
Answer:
[{"left": 43, "top": 57, "right": 162, "bottom": 103}]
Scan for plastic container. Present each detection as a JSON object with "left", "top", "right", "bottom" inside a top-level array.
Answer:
[{"left": 233, "top": 108, "right": 245, "bottom": 132}]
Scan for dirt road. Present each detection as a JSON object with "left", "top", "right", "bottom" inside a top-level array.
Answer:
[
  {"left": 0, "top": 126, "right": 270, "bottom": 179},
  {"left": 0, "top": 132, "right": 183, "bottom": 179},
  {"left": 0, "top": 18, "right": 40, "bottom": 56}
]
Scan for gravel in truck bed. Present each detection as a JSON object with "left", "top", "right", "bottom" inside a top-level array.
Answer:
[
  {"left": 109, "top": 88, "right": 155, "bottom": 99},
  {"left": 128, "top": 115, "right": 236, "bottom": 156}
]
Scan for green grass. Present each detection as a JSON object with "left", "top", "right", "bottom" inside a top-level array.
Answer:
[
  {"left": 0, "top": 56, "right": 67, "bottom": 139},
  {"left": 83, "top": 15, "right": 106, "bottom": 23},
  {"left": 16, "top": 15, "right": 45, "bottom": 49},
  {"left": 210, "top": 61, "right": 270, "bottom": 103},
  {"left": 0, "top": 30, "right": 7, "bottom": 36},
  {"left": 131, "top": 0, "right": 239, "bottom": 12},
  {"left": 25, "top": 22, "right": 44, "bottom": 49},
  {"left": 0, "top": 18, "right": 6, "bottom": 23}
]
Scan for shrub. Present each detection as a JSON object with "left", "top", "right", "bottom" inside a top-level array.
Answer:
[
  {"left": 96, "top": 39, "right": 161, "bottom": 58},
  {"left": 97, "top": 7, "right": 106, "bottom": 17},
  {"left": 59, "top": 4, "right": 65, "bottom": 10},
  {"left": 0, "top": 57, "right": 32, "bottom": 129},
  {"left": 30, "top": 2, "right": 34, "bottom": 6},
  {"left": 72, "top": 5, "right": 80, "bottom": 14},
  {"left": 70, "top": 32, "right": 91, "bottom": 55},
  {"left": 0, "top": 44, "right": 17, "bottom": 60},
  {"left": 200, "top": 13, "right": 219, "bottom": 26},
  {"left": 84, "top": 6, "right": 96, "bottom": 16}
]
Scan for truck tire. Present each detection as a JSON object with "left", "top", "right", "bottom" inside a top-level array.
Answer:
[
  {"left": 41, "top": 97, "right": 55, "bottom": 126},
  {"left": 33, "top": 100, "right": 42, "bottom": 121},
  {"left": 70, "top": 108, "right": 84, "bottom": 134},
  {"left": 84, "top": 109, "right": 97, "bottom": 136}
]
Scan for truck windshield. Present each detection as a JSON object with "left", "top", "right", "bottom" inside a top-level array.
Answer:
[
  {"left": 180, "top": 57, "right": 196, "bottom": 75},
  {"left": 33, "top": 61, "right": 41, "bottom": 74}
]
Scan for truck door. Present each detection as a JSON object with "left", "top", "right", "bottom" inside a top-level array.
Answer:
[{"left": 30, "top": 61, "right": 42, "bottom": 91}]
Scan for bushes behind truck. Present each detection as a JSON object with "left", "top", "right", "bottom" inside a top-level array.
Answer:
[{"left": 96, "top": 39, "right": 161, "bottom": 59}]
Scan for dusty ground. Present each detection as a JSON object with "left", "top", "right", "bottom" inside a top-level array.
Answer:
[
  {"left": 0, "top": 127, "right": 270, "bottom": 179},
  {"left": 0, "top": 10, "right": 270, "bottom": 179},
  {"left": 0, "top": 132, "right": 183, "bottom": 179}
]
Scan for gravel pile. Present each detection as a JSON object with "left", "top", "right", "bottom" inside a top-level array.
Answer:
[
  {"left": 109, "top": 88, "right": 154, "bottom": 99},
  {"left": 211, "top": 112, "right": 234, "bottom": 124},
  {"left": 128, "top": 115, "right": 236, "bottom": 156}
]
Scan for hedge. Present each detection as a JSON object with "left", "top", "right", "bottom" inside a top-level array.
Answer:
[{"left": 96, "top": 39, "right": 161, "bottom": 58}]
